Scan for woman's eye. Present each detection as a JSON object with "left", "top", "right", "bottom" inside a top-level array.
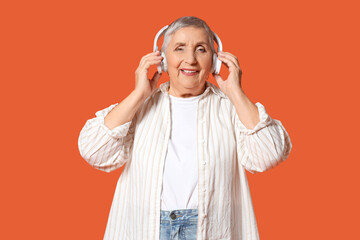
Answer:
[{"left": 175, "top": 47, "right": 206, "bottom": 52}]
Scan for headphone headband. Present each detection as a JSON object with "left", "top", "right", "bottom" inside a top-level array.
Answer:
[
  {"left": 212, "top": 31, "right": 222, "bottom": 53},
  {"left": 153, "top": 25, "right": 169, "bottom": 52}
]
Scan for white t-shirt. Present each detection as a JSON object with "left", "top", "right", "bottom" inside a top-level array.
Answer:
[{"left": 160, "top": 93, "right": 204, "bottom": 211}]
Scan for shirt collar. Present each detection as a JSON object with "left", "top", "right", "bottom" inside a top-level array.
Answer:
[{"left": 157, "top": 81, "right": 227, "bottom": 99}]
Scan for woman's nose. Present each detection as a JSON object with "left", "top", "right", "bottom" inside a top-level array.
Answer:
[{"left": 184, "top": 51, "right": 197, "bottom": 64}]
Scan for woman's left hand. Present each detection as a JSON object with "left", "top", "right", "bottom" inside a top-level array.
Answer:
[{"left": 212, "top": 51, "right": 243, "bottom": 99}]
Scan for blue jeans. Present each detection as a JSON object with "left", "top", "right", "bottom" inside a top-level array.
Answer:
[{"left": 159, "top": 208, "right": 198, "bottom": 240}]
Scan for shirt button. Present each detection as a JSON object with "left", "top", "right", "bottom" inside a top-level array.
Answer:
[
  {"left": 202, "top": 161, "right": 206, "bottom": 165},
  {"left": 203, "top": 189, "right": 206, "bottom": 192}
]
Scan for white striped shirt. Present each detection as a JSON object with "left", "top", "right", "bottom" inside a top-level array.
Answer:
[{"left": 78, "top": 80, "right": 292, "bottom": 240}]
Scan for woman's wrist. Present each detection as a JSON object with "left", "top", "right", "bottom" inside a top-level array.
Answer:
[{"left": 131, "top": 89, "right": 148, "bottom": 103}]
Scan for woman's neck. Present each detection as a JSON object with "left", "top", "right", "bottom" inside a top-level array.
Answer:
[{"left": 168, "top": 82, "right": 206, "bottom": 98}]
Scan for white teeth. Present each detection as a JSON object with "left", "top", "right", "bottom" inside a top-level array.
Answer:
[{"left": 182, "top": 70, "right": 198, "bottom": 73}]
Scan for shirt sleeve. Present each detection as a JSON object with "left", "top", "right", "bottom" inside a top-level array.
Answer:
[
  {"left": 234, "top": 102, "right": 292, "bottom": 174},
  {"left": 78, "top": 103, "right": 136, "bottom": 173}
]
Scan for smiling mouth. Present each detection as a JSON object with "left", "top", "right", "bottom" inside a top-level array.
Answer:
[{"left": 180, "top": 69, "right": 199, "bottom": 76}]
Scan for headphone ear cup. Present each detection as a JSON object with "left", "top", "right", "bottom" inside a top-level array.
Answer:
[
  {"left": 212, "top": 53, "right": 217, "bottom": 73},
  {"left": 161, "top": 52, "right": 167, "bottom": 72},
  {"left": 215, "top": 57, "right": 221, "bottom": 74},
  {"left": 212, "top": 53, "right": 221, "bottom": 74}
]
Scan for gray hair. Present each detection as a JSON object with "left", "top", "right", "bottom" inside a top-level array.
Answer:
[{"left": 161, "top": 16, "right": 216, "bottom": 56}]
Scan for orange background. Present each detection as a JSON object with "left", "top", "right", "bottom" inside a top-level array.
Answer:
[{"left": 1, "top": 0, "right": 359, "bottom": 239}]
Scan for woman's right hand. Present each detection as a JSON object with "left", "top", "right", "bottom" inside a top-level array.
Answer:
[{"left": 134, "top": 51, "right": 163, "bottom": 101}]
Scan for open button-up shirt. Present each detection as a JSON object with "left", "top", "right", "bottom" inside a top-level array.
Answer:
[{"left": 78, "top": 80, "right": 292, "bottom": 240}]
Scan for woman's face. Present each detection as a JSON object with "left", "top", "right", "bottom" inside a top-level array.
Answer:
[{"left": 165, "top": 26, "right": 213, "bottom": 96}]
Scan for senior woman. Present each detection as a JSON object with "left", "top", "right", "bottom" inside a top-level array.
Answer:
[{"left": 78, "top": 16, "right": 292, "bottom": 240}]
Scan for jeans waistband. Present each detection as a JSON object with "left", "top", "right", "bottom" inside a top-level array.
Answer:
[{"left": 160, "top": 208, "right": 198, "bottom": 219}]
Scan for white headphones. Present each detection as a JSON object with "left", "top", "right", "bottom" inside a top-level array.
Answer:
[{"left": 153, "top": 25, "right": 223, "bottom": 75}]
